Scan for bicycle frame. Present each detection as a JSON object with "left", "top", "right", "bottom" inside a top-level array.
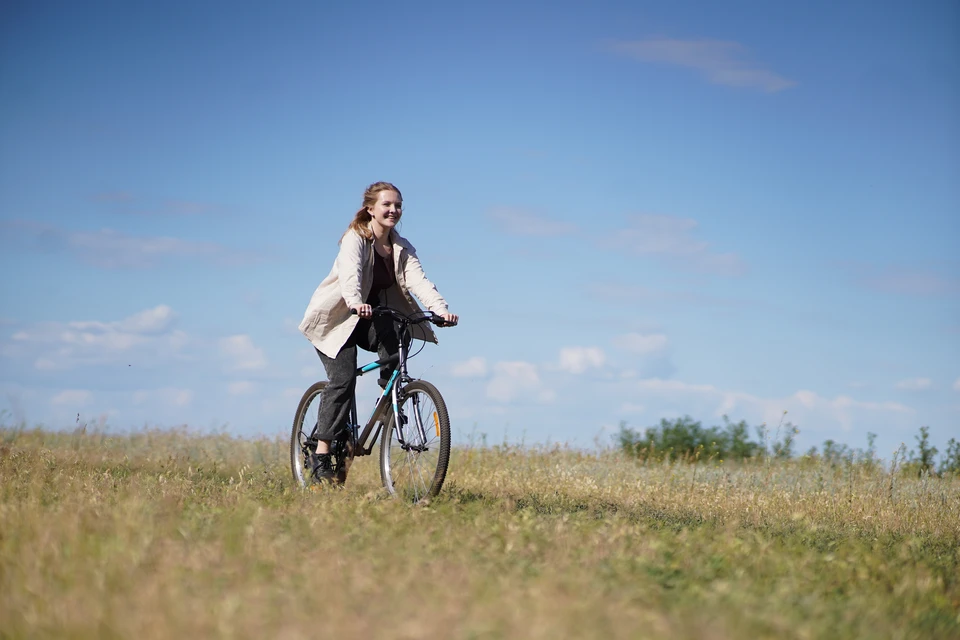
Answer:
[{"left": 349, "top": 318, "right": 432, "bottom": 457}]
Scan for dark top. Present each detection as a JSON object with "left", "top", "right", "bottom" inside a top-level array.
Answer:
[{"left": 366, "top": 250, "right": 396, "bottom": 306}]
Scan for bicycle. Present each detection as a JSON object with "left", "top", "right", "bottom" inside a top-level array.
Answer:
[{"left": 290, "top": 306, "right": 456, "bottom": 503}]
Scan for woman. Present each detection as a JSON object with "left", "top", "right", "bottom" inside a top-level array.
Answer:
[{"left": 299, "top": 182, "right": 458, "bottom": 483}]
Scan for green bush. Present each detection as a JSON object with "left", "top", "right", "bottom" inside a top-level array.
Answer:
[
  {"left": 617, "top": 415, "right": 777, "bottom": 462},
  {"left": 940, "top": 438, "right": 960, "bottom": 476},
  {"left": 619, "top": 417, "right": 953, "bottom": 474}
]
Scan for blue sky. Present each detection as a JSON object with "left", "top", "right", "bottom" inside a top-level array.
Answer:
[{"left": 1, "top": 0, "right": 957, "bottom": 458}]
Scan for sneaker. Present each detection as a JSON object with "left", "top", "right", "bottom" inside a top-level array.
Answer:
[{"left": 310, "top": 452, "right": 337, "bottom": 484}]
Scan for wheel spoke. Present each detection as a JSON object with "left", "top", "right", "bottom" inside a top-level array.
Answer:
[{"left": 380, "top": 382, "right": 449, "bottom": 503}]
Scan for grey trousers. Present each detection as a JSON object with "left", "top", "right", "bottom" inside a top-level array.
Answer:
[{"left": 310, "top": 316, "right": 400, "bottom": 444}]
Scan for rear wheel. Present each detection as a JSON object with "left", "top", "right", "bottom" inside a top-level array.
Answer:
[
  {"left": 379, "top": 380, "right": 451, "bottom": 503},
  {"left": 290, "top": 382, "right": 353, "bottom": 487}
]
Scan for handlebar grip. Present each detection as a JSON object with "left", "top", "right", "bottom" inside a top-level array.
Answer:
[{"left": 432, "top": 316, "right": 457, "bottom": 327}]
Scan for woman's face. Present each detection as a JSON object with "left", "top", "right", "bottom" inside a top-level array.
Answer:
[{"left": 368, "top": 190, "right": 402, "bottom": 230}]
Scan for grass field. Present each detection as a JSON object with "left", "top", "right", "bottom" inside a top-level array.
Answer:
[{"left": 2, "top": 426, "right": 958, "bottom": 639}]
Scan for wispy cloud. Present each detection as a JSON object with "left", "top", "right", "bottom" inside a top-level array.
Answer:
[
  {"left": 589, "top": 283, "right": 751, "bottom": 309},
  {"left": 846, "top": 263, "right": 960, "bottom": 297},
  {"left": 51, "top": 389, "right": 93, "bottom": 406},
  {"left": 614, "top": 332, "right": 669, "bottom": 356},
  {"left": 1, "top": 220, "right": 262, "bottom": 269},
  {"left": 629, "top": 378, "right": 912, "bottom": 435},
  {"left": 791, "top": 391, "right": 911, "bottom": 416},
  {"left": 620, "top": 402, "right": 646, "bottom": 414},
  {"left": 606, "top": 37, "right": 796, "bottom": 93},
  {"left": 162, "top": 200, "right": 222, "bottom": 216},
  {"left": 452, "top": 356, "right": 488, "bottom": 378},
  {"left": 636, "top": 378, "right": 718, "bottom": 395},
  {"left": 91, "top": 192, "right": 222, "bottom": 217},
  {"left": 609, "top": 332, "right": 677, "bottom": 379},
  {"left": 602, "top": 214, "right": 746, "bottom": 275},
  {"left": 488, "top": 208, "right": 579, "bottom": 237},
  {"left": 227, "top": 381, "right": 257, "bottom": 396},
  {"left": 895, "top": 378, "right": 933, "bottom": 391},
  {"left": 485, "top": 361, "right": 555, "bottom": 403},
  {"left": 219, "top": 335, "right": 267, "bottom": 372},
  {"left": 132, "top": 387, "right": 193, "bottom": 407}
]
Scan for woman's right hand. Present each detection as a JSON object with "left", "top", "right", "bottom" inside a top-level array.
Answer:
[{"left": 351, "top": 304, "right": 372, "bottom": 318}]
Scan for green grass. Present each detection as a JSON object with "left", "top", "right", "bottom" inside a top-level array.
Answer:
[{"left": 2, "top": 426, "right": 958, "bottom": 639}]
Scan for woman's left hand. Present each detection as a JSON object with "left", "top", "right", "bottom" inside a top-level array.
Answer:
[{"left": 440, "top": 312, "right": 458, "bottom": 326}]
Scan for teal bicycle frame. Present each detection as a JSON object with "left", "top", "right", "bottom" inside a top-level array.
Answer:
[{"left": 348, "top": 321, "right": 428, "bottom": 457}]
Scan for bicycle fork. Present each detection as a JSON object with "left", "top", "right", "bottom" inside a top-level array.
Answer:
[{"left": 403, "top": 394, "right": 430, "bottom": 453}]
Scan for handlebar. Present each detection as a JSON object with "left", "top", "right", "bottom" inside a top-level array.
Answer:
[{"left": 351, "top": 306, "right": 457, "bottom": 327}]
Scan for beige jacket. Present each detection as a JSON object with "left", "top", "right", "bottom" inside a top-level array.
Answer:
[{"left": 299, "top": 228, "right": 450, "bottom": 358}]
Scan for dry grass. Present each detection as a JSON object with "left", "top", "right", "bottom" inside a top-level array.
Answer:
[{"left": 1, "top": 426, "right": 958, "bottom": 639}]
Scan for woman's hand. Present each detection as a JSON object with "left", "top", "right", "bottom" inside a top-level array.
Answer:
[
  {"left": 440, "top": 312, "right": 458, "bottom": 325},
  {"left": 351, "top": 304, "right": 373, "bottom": 318}
]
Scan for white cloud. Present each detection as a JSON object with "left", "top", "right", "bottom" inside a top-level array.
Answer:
[
  {"left": 52, "top": 389, "right": 92, "bottom": 406},
  {"left": 728, "top": 389, "right": 911, "bottom": 428},
  {"left": 119, "top": 305, "right": 176, "bottom": 334},
  {"left": 606, "top": 38, "right": 796, "bottom": 93},
  {"left": 829, "top": 395, "right": 910, "bottom": 412},
  {"left": 615, "top": 332, "right": 669, "bottom": 355},
  {"left": 603, "top": 214, "right": 746, "bottom": 276},
  {"left": 452, "top": 356, "right": 488, "bottom": 377},
  {"left": 488, "top": 208, "right": 578, "bottom": 236},
  {"left": 895, "top": 378, "right": 933, "bottom": 391},
  {"left": 794, "top": 389, "right": 817, "bottom": 408},
  {"left": 7, "top": 306, "right": 187, "bottom": 370},
  {"left": 227, "top": 381, "right": 257, "bottom": 396},
  {"left": 219, "top": 335, "right": 267, "bottom": 372},
  {"left": 486, "top": 361, "right": 554, "bottom": 403},
  {"left": 557, "top": 347, "right": 605, "bottom": 374},
  {"left": 628, "top": 379, "right": 912, "bottom": 436}
]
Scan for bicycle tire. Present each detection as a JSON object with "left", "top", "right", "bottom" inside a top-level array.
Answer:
[
  {"left": 379, "top": 380, "right": 451, "bottom": 503},
  {"left": 290, "top": 382, "right": 355, "bottom": 487},
  {"left": 290, "top": 381, "right": 326, "bottom": 487}
]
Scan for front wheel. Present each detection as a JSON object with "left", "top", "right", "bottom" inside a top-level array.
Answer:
[{"left": 379, "top": 380, "right": 451, "bottom": 503}]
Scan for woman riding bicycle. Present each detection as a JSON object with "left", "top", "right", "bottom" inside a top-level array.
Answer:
[{"left": 299, "top": 181, "right": 458, "bottom": 483}]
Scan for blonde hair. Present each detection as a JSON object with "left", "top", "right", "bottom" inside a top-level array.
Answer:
[{"left": 345, "top": 181, "right": 402, "bottom": 241}]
